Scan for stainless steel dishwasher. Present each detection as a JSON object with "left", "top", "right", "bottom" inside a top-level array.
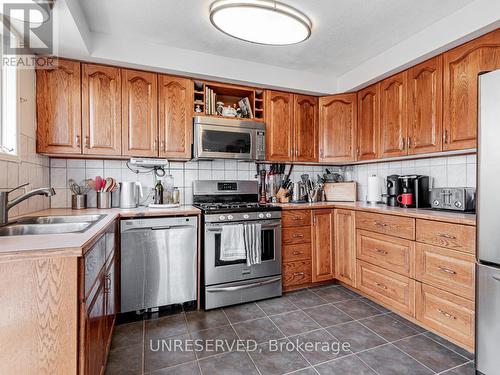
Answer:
[{"left": 120, "top": 216, "right": 197, "bottom": 313}]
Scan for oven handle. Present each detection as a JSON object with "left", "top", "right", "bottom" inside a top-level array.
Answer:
[
  {"left": 207, "top": 223, "right": 281, "bottom": 232},
  {"left": 207, "top": 277, "right": 281, "bottom": 292}
]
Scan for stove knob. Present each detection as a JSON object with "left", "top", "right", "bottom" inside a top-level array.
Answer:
[
  {"left": 243, "top": 214, "right": 250, "bottom": 219},
  {"left": 258, "top": 213, "right": 265, "bottom": 219},
  {"left": 227, "top": 215, "right": 234, "bottom": 220},
  {"left": 265, "top": 213, "right": 272, "bottom": 218},
  {"left": 454, "top": 201, "right": 462, "bottom": 208},
  {"left": 433, "top": 200, "right": 440, "bottom": 206},
  {"left": 219, "top": 215, "right": 226, "bottom": 221}
]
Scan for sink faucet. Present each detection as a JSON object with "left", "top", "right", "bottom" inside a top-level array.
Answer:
[{"left": 0, "top": 183, "right": 56, "bottom": 225}]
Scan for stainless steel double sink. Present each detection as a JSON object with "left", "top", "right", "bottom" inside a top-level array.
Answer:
[{"left": 0, "top": 214, "right": 106, "bottom": 236}]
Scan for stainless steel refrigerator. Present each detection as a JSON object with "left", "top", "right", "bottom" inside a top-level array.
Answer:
[{"left": 476, "top": 69, "right": 500, "bottom": 375}]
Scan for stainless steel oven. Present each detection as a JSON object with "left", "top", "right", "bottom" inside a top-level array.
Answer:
[
  {"left": 193, "top": 116, "right": 266, "bottom": 161},
  {"left": 204, "top": 218, "right": 281, "bottom": 286}
]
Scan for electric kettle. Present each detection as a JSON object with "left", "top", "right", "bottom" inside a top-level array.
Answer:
[{"left": 119, "top": 181, "right": 143, "bottom": 208}]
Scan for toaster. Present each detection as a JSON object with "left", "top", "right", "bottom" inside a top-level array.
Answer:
[{"left": 430, "top": 187, "right": 476, "bottom": 212}]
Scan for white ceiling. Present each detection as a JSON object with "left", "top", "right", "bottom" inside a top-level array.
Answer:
[
  {"left": 53, "top": 0, "right": 500, "bottom": 93},
  {"left": 80, "top": 0, "right": 473, "bottom": 76}
]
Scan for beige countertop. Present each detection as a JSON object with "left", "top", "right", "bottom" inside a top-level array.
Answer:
[
  {"left": 273, "top": 201, "right": 476, "bottom": 226},
  {"left": 0, "top": 206, "right": 201, "bottom": 260}
]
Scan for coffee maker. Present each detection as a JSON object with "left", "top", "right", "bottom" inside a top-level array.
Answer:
[
  {"left": 398, "top": 175, "right": 430, "bottom": 208},
  {"left": 385, "top": 175, "right": 401, "bottom": 207}
]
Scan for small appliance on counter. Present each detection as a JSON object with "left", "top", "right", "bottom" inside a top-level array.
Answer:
[
  {"left": 397, "top": 175, "right": 430, "bottom": 208},
  {"left": 384, "top": 174, "right": 401, "bottom": 207},
  {"left": 119, "top": 181, "right": 143, "bottom": 208},
  {"left": 430, "top": 187, "right": 476, "bottom": 212}
]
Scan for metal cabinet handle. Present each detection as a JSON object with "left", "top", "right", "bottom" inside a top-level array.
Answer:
[
  {"left": 438, "top": 233, "right": 456, "bottom": 240},
  {"left": 374, "top": 220, "right": 388, "bottom": 227},
  {"left": 437, "top": 308, "right": 456, "bottom": 320},
  {"left": 160, "top": 140, "right": 166, "bottom": 152},
  {"left": 85, "top": 136, "right": 90, "bottom": 148},
  {"left": 375, "top": 248, "right": 388, "bottom": 255},
  {"left": 292, "top": 251, "right": 304, "bottom": 255},
  {"left": 292, "top": 217, "right": 303, "bottom": 221},
  {"left": 76, "top": 135, "right": 80, "bottom": 146},
  {"left": 292, "top": 233, "right": 304, "bottom": 238},
  {"left": 320, "top": 149, "right": 324, "bottom": 159},
  {"left": 438, "top": 266, "right": 457, "bottom": 275},
  {"left": 293, "top": 272, "right": 305, "bottom": 276},
  {"left": 375, "top": 282, "right": 387, "bottom": 290},
  {"left": 443, "top": 130, "right": 449, "bottom": 144},
  {"left": 154, "top": 139, "right": 158, "bottom": 151}
]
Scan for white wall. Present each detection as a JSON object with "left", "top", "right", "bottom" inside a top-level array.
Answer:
[{"left": 0, "top": 67, "right": 50, "bottom": 217}]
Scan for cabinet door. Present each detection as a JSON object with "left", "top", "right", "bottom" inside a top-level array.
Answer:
[
  {"left": 293, "top": 94, "right": 318, "bottom": 162},
  {"left": 407, "top": 56, "right": 443, "bottom": 155},
  {"left": 82, "top": 64, "right": 122, "bottom": 156},
  {"left": 104, "top": 256, "right": 116, "bottom": 343},
  {"left": 443, "top": 29, "right": 500, "bottom": 150},
  {"left": 122, "top": 69, "right": 158, "bottom": 157},
  {"left": 36, "top": 59, "right": 82, "bottom": 154},
  {"left": 312, "top": 209, "right": 334, "bottom": 282},
  {"left": 379, "top": 72, "right": 407, "bottom": 158},
  {"left": 357, "top": 83, "right": 379, "bottom": 161},
  {"left": 85, "top": 278, "right": 106, "bottom": 375},
  {"left": 334, "top": 209, "right": 356, "bottom": 286},
  {"left": 319, "top": 93, "right": 357, "bottom": 162},
  {"left": 158, "top": 75, "right": 193, "bottom": 159},
  {"left": 265, "top": 90, "right": 294, "bottom": 161}
]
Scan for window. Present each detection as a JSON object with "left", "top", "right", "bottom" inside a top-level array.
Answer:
[{"left": 0, "top": 27, "right": 18, "bottom": 158}]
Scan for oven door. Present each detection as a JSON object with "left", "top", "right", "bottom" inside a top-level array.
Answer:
[
  {"left": 204, "top": 220, "right": 281, "bottom": 286},
  {"left": 194, "top": 123, "right": 255, "bottom": 160}
]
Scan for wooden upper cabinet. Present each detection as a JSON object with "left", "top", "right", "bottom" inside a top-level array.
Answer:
[
  {"left": 443, "top": 29, "right": 500, "bottom": 150},
  {"left": 121, "top": 69, "right": 158, "bottom": 157},
  {"left": 82, "top": 64, "right": 122, "bottom": 156},
  {"left": 319, "top": 93, "right": 357, "bottom": 162},
  {"left": 407, "top": 56, "right": 443, "bottom": 155},
  {"left": 293, "top": 95, "right": 318, "bottom": 162},
  {"left": 357, "top": 84, "right": 379, "bottom": 160},
  {"left": 334, "top": 209, "right": 356, "bottom": 286},
  {"left": 379, "top": 72, "right": 407, "bottom": 158},
  {"left": 312, "top": 209, "right": 335, "bottom": 282},
  {"left": 158, "top": 75, "right": 193, "bottom": 159},
  {"left": 36, "top": 59, "right": 82, "bottom": 154},
  {"left": 265, "top": 90, "right": 294, "bottom": 161}
]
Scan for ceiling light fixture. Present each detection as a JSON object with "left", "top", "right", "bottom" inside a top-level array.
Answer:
[{"left": 209, "top": 0, "right": 312, "bottom": 45}]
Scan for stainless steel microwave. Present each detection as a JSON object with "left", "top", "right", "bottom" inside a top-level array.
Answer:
[{"left": 193, "top": 116, "right": 266, "bottom": 161}]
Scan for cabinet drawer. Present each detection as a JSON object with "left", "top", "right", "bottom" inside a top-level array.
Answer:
[
  {"left": 356, "top": 212, "right": 415, "bottom": 240},
  {"left": 356, "top": 260, "right": 415, "bottom": 316},
  {"left": 415, "top": 243, "right": 475, "bottom": 300},
  {"left": 283, "top": 260, "right": 312, "bottom": 287},
  {"left": 283, "top": 227, "right": 311, "bottom": 245},
  {"left": 282, "top": 210, "right": 312, "bottom": 227},
  {"left": 416, "top": 220, "right": 476, "bottom": 254},
  {"left": 84, "top": 236, "right": 106, "bottom": 297},
  {"left": 356, "top": 230, "right": 414, "bottom": 277},
  {"left": 416, "top": 283, "right": 474, "bottom": 350},
  {"left": 283, "top": 243, "right": 312, "bottom": 262}
]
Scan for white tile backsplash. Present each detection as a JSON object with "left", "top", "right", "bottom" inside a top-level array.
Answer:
[
  {"left": 352, "top": 155, "right": 476, "bottom": 202},
  {"left": 49, "top": 152, "right": 478, "bottom": 208}
]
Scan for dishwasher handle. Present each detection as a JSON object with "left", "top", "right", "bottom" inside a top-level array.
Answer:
[{"left": 151, "top": 225, "right": 196, "bottom": 231}]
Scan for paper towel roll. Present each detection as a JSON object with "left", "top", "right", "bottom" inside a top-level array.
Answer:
[{"left": 367, "top": 174, "right": 381, "bottom": 203}]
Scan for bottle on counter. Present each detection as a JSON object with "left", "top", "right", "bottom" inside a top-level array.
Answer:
[{"left": 154, "top": 180, "right": 164, "bottom": 204}]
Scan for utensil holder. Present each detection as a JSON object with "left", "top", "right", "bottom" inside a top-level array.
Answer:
[
  {"left": 71, "top": 194, "right": 87, "bottom": 210},
  {"left": 97, "top": 192, "right": 112, "bottom": 209}
]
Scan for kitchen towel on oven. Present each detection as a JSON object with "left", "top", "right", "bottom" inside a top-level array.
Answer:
[
  {"left": 220, "top": 224, "right": 246, "bottom": 261},
  {"left": 244, "top": 222, "right": 262, "bottom": 266}
]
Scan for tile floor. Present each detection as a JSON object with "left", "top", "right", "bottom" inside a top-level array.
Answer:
[{"left": 105, "top": 283, "right": 474, "bottom": 375}]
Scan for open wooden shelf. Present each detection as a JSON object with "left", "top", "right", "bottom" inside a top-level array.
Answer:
[{"left": 193, "top": 80, "right": 265, "bottom": 121}]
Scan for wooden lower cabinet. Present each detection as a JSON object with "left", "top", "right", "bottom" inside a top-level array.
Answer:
[
  {"left": 356, "top": 229, "right": 415, "bottom": 277},
  {"left": 416, "top": 283, "right": 475, "bottom": 350},
  {"left": 283, "top": 260, "right": 312, "bottom": 287},
  {"left": 415, "top": 243, "right": 475, "bottom": 300},
  {"left": 334, "top": 209, "right": 356, "bottom": 286},
  {"left": 357, "top": 260, "right": 415, "bottom": 316},
  {"left": 416, "top": 219, "right": 476, "bottom": 254},
  {"left": 356, "top": 211, "right": 415, "bottom": 240},
  {"left": 84, "top": 278, "right": 107, "bottom": 375},
  {"left": 312, "top": 209, "right": 335, "bottom": 282}
]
